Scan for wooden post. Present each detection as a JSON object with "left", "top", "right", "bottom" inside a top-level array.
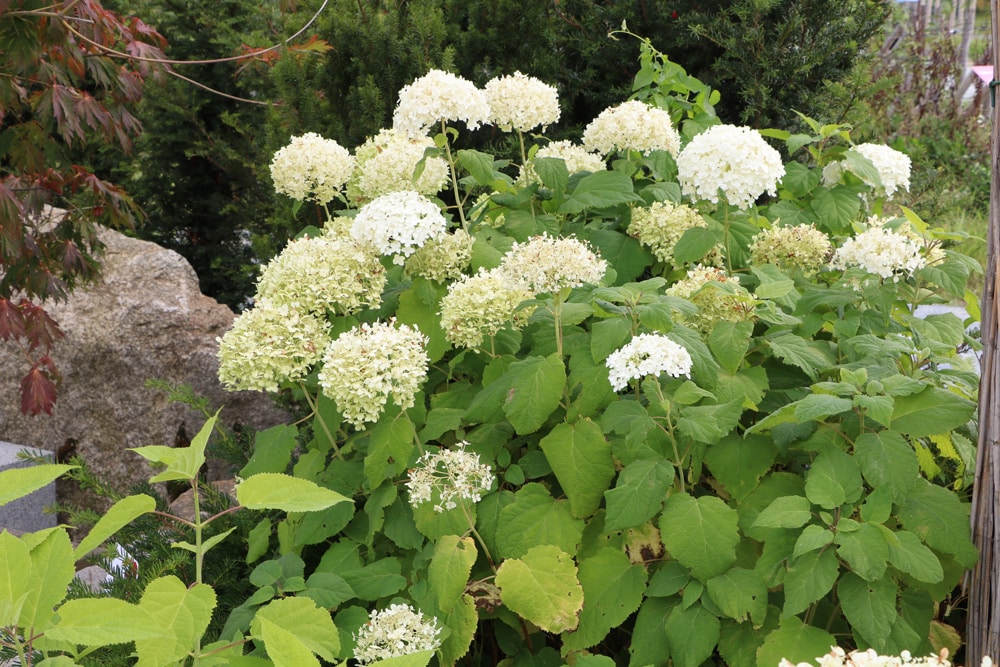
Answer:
[{"left": 968, "top": 0, "right": 1000, "bottom": 663}]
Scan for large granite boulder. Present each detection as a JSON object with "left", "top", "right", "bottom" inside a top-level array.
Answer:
[{"left": 0, "top": 227, "right": 287, "bottom": 507}]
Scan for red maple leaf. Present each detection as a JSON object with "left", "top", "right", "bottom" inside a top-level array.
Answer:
[{"left": 20, "top": 362, "right": 59, "bottom": 416}]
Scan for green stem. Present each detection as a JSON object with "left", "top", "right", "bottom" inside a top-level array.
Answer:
[
  {"left": 441, "top": 119, "right": 468, "bottom": 231},
  {"left": 460, "top": 500, "right": 496, "bottom": 571},
  {"left": 192, "top": 483, "right": 204, "bottom": 667},
  {"left": 299, "top": 382, "right": 342, "bottom": 460}
]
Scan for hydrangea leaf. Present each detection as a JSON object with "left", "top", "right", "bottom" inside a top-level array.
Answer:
[
  {"left": 766, "top": 333, "right": 834, "bottom": 382},
  {"left": 809, "top": 185, "right": 861, "bottom": 235},
  {"left": 706, "top": 568, "right": 767, "bottom": 625},
  {"left": 496, "top": 483, "right": 584, "bottom": 559},
  {"left": 885, "top": 530, "right": 944, "bottom": 584},
  {"left": 889, "top": 386, "right": 975, "bottom": 438},
  {"left": 896, "top": 478, "right": 978, "bottom": 567},
  {"left": 135, "top": 576, "right": 216, "bottom": 666},
  {"left": 0, "top": 531, "right": 32, "bottom": 627},
  {"left": 584, "top": 229, "right": 654, "bottom": 284},
  {"left": 558, "top": 171, "right": 641, "bottom": 214},
  {"left": 495, "top": 544, "right": 583, "bottom": 634},
  {"left": 502, "top": 354, "right": 566, "bottom": 435},
  {"left": 783, "top": 548, "right": 839, "bottom": 616},
  {"left": 718, "top": 612, "right": 781, "bottom": 667},
  {"left": 835, "top": 523, "right": 889, "bottom": 582},
  {"left": 74, "top": 494, "right": 156, "bottom": 560},
  {"left": 429, "top": 536, "right": 477, "bottom": 613},
  {"left": 704, "top": 434, "right": 776, "bottom": 503},
  {"left": 659, "top": 492, "right": 739, "bottom": 581},
  {"left": 0, "top": 464, "right": 77, "bottom": 508},
  {"left": 21, "top": 528, "right": 74, "bottom": 632},
  {"left": 364, "top": 414, "right": 417, "bottom": 489},
  {"left": 757, "top": 616, "right": 837, "bottom": 667},
  {"left": 792, "top": 524, "right": 835, "bottom": 560},
  {"left": 438, "top": 594, "right": 477, "bottom": 666},
  {"left": 664, "top": 601, "right": 720, "bottom": 667},
  {"left": 47, "top": 598, "right": 161, "bottom": 646},
  {"left": 804, "top": 448, "right": 864, "bottom": 509},
  {"left": 708, "top": 321, "right": 753, "bottom": 374},
  {"left": 396, "top": 281, "right": 449, "bottom": 363},
  {"left": 854, "top": 430, "right": 919, "bottom": 503},
  {"left": 752, "top": 495, "right": 812, "bottom": 530},
  {"left": 241, "top": 424, "right": 298, "bottom": 477},
  {"left": 250, "top": 596, "right": 340, "bottom": 663},
  {"left": 838, "top": 572, "right": 897, "bottom": 651},
  {"left": 237, "top": 473, "right": 352, "bottom": 513},
  {"left": 630, "top": 597, "right": 675, "bottom": 666},
  {"left": 603, "top": 458, "right": 674, "bottom": 531},
  {"left": 539, "top": 418, "right": 614, "bottom": 519},
  {"left": 131, "top": 414, "right": 216, "bottom": 483},
  {"left": 562, "top": 548, "right": 647, "bottom": 650},
  {"left": 363, "top": 651, "right": 434, "bottom": 667},
  {"left": 339, "top": 558, "right": 407, "bottom": 601}
]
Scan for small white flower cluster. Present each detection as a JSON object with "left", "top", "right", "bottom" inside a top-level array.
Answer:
[
  {"left": 353, "top": 603, "right": 442, "bottom": 665},
  {"left": 628, "top": 200, "right": 722, "bottom": 267},
  {"left": 666, "top": 264, "right": 756, "bottom": 331},
  {"left": 823, "top": 143, "right": 911, "bottom": 198},
  {"left": 830, "top": 226, "right": 926, "bottom": 279},
  {"left": 485, "top": 71, "right": 561, "bottom": 133},
  {"left": 269, "top": 132, "right": 354, "bottom": 204},
  {"left": 677, "top": 124, "right": 784, "bottom": 209},
  {"left": 405, "top": 229, "right": 474, "bottom": 283},
  {"left": 254, "top": 235, "right": 385, "bottom": 316},
  {"left": 347, "top": 129, "right": 449, "bottom": 203},
  {"left": 318, "top": 320, "right": 429, "bottom": 428},
  {"left": 606, "top": 333, "right": 693, "bottom": 391},
  {"left": 350, "top": 190, "right": 448, "bottom": 264},
  {"left": 749, "top": 223, "right": 832, "bottom": 275},
  {"left": 500, "top": 234, "right": 607, "bottom": 295},
  {"left": 582, "top": 100, "right": 681, "bottom": 157},
  {"left": 780, "top": 646, "right": 963, "bottom": 667},
  {"left": 217, "top": 301, "right": 330, "bottom": 392},
  {"left": 393, "top": 69, "right": 491, "bottom": 136},
  {"left": 406, "top": 441, "right": 495, "bottom": 512},
  {"left": 866, "top": 215, "right": 946, "bottom": 266},
  {"left": 439, "top": 268, "right": 535, "bottom": 349}
]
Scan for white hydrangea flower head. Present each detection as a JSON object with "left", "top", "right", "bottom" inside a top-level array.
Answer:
[
  {"left": 347, "top": 129, "right": 449, "bottom": 203},
  {"left": 582, "top": 100, "right": 681, "bottom": 156},
  {"left": 406, "top": 441, "right": 495, "bottom": 512},
  {"left": 779, "top": 646, "right": 955, "bottom": 667},
  {"left": 666, "top": 264, "right": 756, "bottom": 331},
  {"left": 606, "top": 333, "right": 693, "bottom": 391},
  {"left": 350, "top": 190, "right": 448, "bottom": 264},
  {"left": 520, "top": 140, "right": 606, "bottom": 184},
  {"left": 853, "top": 143, "right": 912, "bottom": 198},
  {"left": 439, "top": 267, "right": 535, "bottom": 349},
  {"left": 498, "top": 234, "right": 607, "bottom": 295},
  {"left": 485, "top": 71, "right": 561, "bottom": 132},
  {"left": 318, "top": 320, "right": 429, "bottom": 429},
  {"left": 393, "top": 69, "right": 491, "bottom": 136},
  {"left": 217, "top": 301, "right": 330, "bottom": 392},
  {"left": 830, "top": 226, "right": 926, "bottom": 279},
  {"left": 255, "top": 235, "right": 386, "bottom": 316},
  {"left": 628, "top": 200, "right": 723, "bottom": 267},
  {"left": 404, "top": 229, "right": 474, "bottom": 282},
  {"left": 865, "top": 215, "right": 945, "bottom": 266},
  {"left": 353, "top": 603, "right": 442, "bottom": 665},
  {"left": 676, "top": 124, "right": 785, "bottom": 209},
  {"left": 749, "top": 223, "right": 832, "bottom": 275},
  {"left": 269, "top": 132, "right": 354, "bottom": 204}
]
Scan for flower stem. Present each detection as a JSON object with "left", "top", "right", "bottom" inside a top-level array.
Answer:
[
  {"left": 460, "top": 500, "right": 496, "bottom": 571},
  {"left": 299, "top": 382, "right": 342, "bottom": 460},
  {"left": 441, "top": 119, "right": 468, "bottom": 231}
]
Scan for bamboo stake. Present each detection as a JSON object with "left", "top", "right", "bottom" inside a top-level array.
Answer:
[{"left": 968, "top": 0, "right": 1000, "bottom": 662}]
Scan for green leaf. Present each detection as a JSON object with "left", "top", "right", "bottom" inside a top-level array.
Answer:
[
  {"left": 251, "top": 597, "right": 340, "bottom": 664},
  {"left": 886, "top": 530, "right": 944, "bottom": 584},
  {"left": 854, "top": 431, "right": 919, "bottom": 503},
  {"left": 897, "top": 478, "right": 978, "bottom": 567},
  {"left": 254, "top": 617, "right": 319, "bottom": 667},
  {"left": 131, "top": 413, "right": 216, "bottom": 482},
  {"left": 664, "top": 602, "right": 721, "bottom": 667},
  {"left": 438, "top": 594, "right": 477, "bottom": 666},
  {"left": 340, "top": 558, "right": 407, "bottom": 601},
  {"left": 708, "top": 321, "right": 753, "bottom": 374},
  {"left": 0, "top": 531, "right": 32, "bottom": 627},
  {"left": 364, "top": 414, "right": 417, "bottom": 488},
  {"left": 496, "top": 483, "right": 584, "bottom": 559},
  {"left": 135, "top": 576, "right": 217, "bottom": 667},
  {"left": 457, "top": 149, "right": 506, "bottom": 187},
  {"left": 804, "top": 448, "right": 863, "bottom": 509},
  {"left": 783, "top": 548, "right": 839, "bottom": 616},
  {"left": 300, "top": 572, "right": 356, "bottom": 610},
  {"left": 719, "top": 613, "right": 780, "bottom": 667},
  {"left": 22, "top": 529, "right": 74, "bottom": 632},
  {"left": 780, "top": 161, "right": 820, "bottom": 198},
  {"left": 429, "top": 536, "right": 477, "bottom": 613},
  {"left": 793, "top": 394, "right": 854, "bottom": 423},
  {"left": 237, "top": 473, "right": 352, "bottom": 513},
  {"left": 660, "top": 493, "right": 739, "bottom": 581},
  {"left": 0, "top": 464, "right": 76, "bottom": 507},
  {"left": 630, "top": 597, "right": 675, "bottom": 666},
  {"left": 559, "top": 170, "right": 641, "bottom": 214},
  {"left": 752, "top": 495, "right": 813, "bottom": 529},
  {"left": 767, "top": 333, "right": 833, "bottom": 381},
  {"left": 562, "top": 548, "right": 647, "bottom": 651},
  {"left": 533, "top": 157, "right": 570, "bottom": 198},
  {"left": 241, "top": 424, "right": 298, "bottom": 477},
  {"left": 75, "top": 494, "right": 156, "bottom": 559},
  {"left": 853, "top": 395, "right": 894, "bottom": 429},
  {"left": 890, "top": 386, "right": 975, "bottom": 438},
  {"left": 792, "top": 525, "right": 834, "bottom": 559},
  {"left": 539, "top": 419, "right": 615, "bottom": 518},
  {"left": 673, "top": 225, "right": 722, "bottom": 265},
  {"left": 590, "top": 317, "right": 632, "bottom": 364},
  {"left": 603, "top": 459, "right": 674, "bottom": 531},
  {"left": 585, "top": 229, "right": 654, "bottom": 284},
  {"left": 758, "top": 616, "right": 837, "bottom": 667},
  {"left": 843, "top": 149, "right": 882, "bottom": 187},
  {"left": 48, "top": 598, "right": 161, "bottom": 646},
  {"left": 396, "top": 280, "right": 450, "bottom": 362},
  {"left": 839, "top": 572, "right": 897, "bottom": 651},
  {"left": 676, "top": 400, "right": 744, "bottom": 444},
  {"left": 365, "top": 651, "right": 434, "bottom": 667},
  {"left": 809, "top": 185, "right": 861, "bottom": 234},
  {"left": 707, "top": 568, "right": 767, "bottom": 624},
  {"left": 703, "top": 434, "right": 776, "bottom": 502},
  {"left": 835, "top": 523, "right": 889, "bottom": 581},
  {"left": 503, "top": 354, "right": 566, "bottom": 435},
  {"left": 495, "top": 545, "right": 583, "bottom": 634}
]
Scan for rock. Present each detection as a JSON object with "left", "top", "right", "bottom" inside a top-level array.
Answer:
[{"left": 0, "top": 227, "right": 288, "bottom": 512}]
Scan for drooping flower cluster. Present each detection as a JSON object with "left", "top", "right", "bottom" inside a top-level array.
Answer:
[
  {"left": 628, "top": 200, "right": 723, "bottom": 267},
  {"left": 269, "top": 132, "right": 354, "bottom": 204},
  {"left": 830, "top": 226, "right": 926, "bottom": 279},
  {"left": 823, "top": 143, "right": 911, "bottom": 198},
  {"left": 347, "top": 129, "right": 449, "bottom": 203},
  {"left": 606, "top": 333, "right": 693, "bottom": 391},
  {"left": 353, "top": 603, "right": 442, "bottom": 665},
  {"left": 666, "top": 264, "right": 756, "bottom": 331},
  {"left": 404, "top": 229, "right": 474, "bottom": 282},
  {"left": 485, "top": 71, "right": 561, "bottom": 132},
  {"left": 350, "top": 190, "right": 448, "bottom": 264},
  {"left": 254, "top": 235, "right": 386, "bottom": 316},
  {"left": 500, "top": 234, "right": 607, "bottom": 295},
  {"left": 217, "top": 301, "right": 330, "bottom": 392},
  {"left": 393, "top": 69, "right": 491, "bottom": 136},
  {"left": 318, "top": 320, "right": 429, "bottom": 428},
  {"left": 749, "top": 223, "right": 832, "bottom": 275},
  {"left": 406, "top": 441, "right": 495, "bottom": 512},
  {"left": 582, "top": 100, "right": 681, "bottom": 156},
  {"left": 676, "top": 124, "right": 784, "bottom": 209},
  {"left": 439, "top": 268, "right": 535, "bottom": 349},
  {"left": 779, "top": 646, "right": 959, "bottom": 667}
]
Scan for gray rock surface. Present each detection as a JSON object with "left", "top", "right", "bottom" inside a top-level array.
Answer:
[
  {"left": 0, "top": 227, "right": 287, "bottom": 515},
  {"left": 0, "top": 440, "right": 57, "bottom": 534}
]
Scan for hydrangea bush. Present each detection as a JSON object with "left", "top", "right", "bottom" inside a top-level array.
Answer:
[{"left": 209, "top": 39, "right": 983, "bottom": 667}]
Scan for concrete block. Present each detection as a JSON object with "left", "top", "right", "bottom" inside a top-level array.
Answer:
[{"left": 0, "top": 440, "right": 57, "bottom": 535}]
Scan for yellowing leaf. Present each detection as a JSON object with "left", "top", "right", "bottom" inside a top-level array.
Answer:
[{"left": 496, "top": 545, "right": 583, "bottom": 634}]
